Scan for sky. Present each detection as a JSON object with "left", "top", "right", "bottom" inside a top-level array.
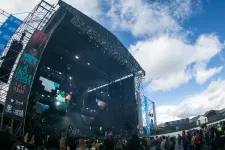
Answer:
[{"left": 1, "top": 0, "right": 225, "bottom": 125}]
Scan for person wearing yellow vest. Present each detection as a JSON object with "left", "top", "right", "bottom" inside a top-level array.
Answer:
[{"left": 217, "top": 124, "right": 222, "bottom": 132}]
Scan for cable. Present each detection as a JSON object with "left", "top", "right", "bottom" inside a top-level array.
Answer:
[{"left": 11, "top": 12, "right": 31, "bottom": 15}]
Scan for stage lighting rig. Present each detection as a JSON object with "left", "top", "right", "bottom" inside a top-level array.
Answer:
[
  {"left": 70, "top": 16, "right": 145, "bottom": 76},
  {"left": 40, "top": 66, "right": 65, "bottom": 81}
]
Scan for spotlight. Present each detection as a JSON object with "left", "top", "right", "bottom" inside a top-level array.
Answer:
[
  {"left": 47, "top": 67, "right": 50, "bottom": 70},
  {"left": 75, "top": 55, "right": 79, "bottom": 59},
  {"left": 56, "top": 102, "right": 60, "bottom": 106},
  {"left": 59, "top": 72, "right": 62, "bottom": 75},
  {"left": 101, "top": 91, "right": 103, "bottom": 93},
  {"left": 91, "top": 110, "right": 93, "bottom": 112},
  {"left": 47, "top": 95, "right": 50, "bottom": 98},
  {"left": 86, "top": 108, "right": 88, "bottom": 110},
  {"left": 87, "top": 63, "right": 90, "bottom": 65},
  {"left": 69, "top": 76, "right": 72, "bottom": 80},
  {"left": 108, "top": 94, "right": 110, "bottom": 96},
  {"left": 41, "top": 95, "right": 44, "bottom": 97}
]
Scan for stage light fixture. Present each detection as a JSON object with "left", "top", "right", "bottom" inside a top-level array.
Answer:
[
  {"left": 75, "top": 55, "right": 79, "bottom": 59},
  {"left": 101, "top": 91, "right": 103, "bottom": 93},
  {"left": 47, "top": 67, "right": 50, "bottom": 69},
  {"left": 41, "top": 95, "right": 44, "bottom": 97},
  {"left": 87, "top": 63, "right": 90, "bottom": 65},
  {"left": 56, "top": 102, "right": 60, "bottom": 106},
  {"left": 69, "top": 76, "right": 72, "bottom": 80},
  {"left": 47, "top": 95, "right": 50, "bottom": 98},
  {"left": 59, "top": 72, "right": 62, "bottom": 74},
  {"left": 108, "top": 94, "right": 110, "bottom": 96},
  {"left": 86, "top": 108, "right": 88, "bottom": 110}
]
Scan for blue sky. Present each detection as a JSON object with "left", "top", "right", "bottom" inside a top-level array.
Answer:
[
  {"left": 1, "top": 0, "right": 225, "bottom": 124},
  {"left": 149, "top": 0, "right": 225, "bottom": 106}
]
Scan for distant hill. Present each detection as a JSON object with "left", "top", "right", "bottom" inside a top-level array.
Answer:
[{"left": 204, "top": 108, "right": 225, "bottom": 117}]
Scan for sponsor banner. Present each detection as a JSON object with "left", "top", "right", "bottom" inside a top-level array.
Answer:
[
  {"left": 0, "top": 15, "right": 22, "bottom": 55},
  {"left": 3, "top": 30, "right": 49, "bottom": 120}
]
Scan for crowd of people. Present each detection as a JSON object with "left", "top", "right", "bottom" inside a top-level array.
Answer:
[
  {"left": 20, "top": 121, "right": 225, "bottom": 150},
  {"left": 149, "top": 121, "right": 225, "bottom": 150}
]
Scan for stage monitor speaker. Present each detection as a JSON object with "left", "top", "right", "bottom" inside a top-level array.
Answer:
[{"left": 0, "top": 40, "right": 23, "bottom": 83}]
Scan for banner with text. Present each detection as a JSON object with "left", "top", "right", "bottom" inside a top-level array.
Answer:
[
  {"left": 3, "top": 30, "right": 49, "bottom": 120},
  {"left": 0, "top": 15, "right": 22, "bottom": 55}
]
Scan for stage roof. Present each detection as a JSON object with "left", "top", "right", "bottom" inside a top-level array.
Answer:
[{"left": 39, "top": 1, "right": 144, "bottom": 90}]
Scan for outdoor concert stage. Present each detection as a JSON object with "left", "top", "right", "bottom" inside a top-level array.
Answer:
[{"left": 24, "top": 1, "right": 145, "bottom": 137}]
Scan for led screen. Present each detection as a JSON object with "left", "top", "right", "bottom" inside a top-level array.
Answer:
[
  {"left": 39, "top": 76, "right": 60, "bottom": 93},
  {"left": 55, "top": 90, "right": 71, "bottom": 109},
  {"left": 38, "top": 102, "right": 49, "bottom": 111}
]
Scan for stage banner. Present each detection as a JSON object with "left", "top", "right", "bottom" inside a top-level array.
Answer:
[
  {"left": 0, "top": 15, "right": 22, "bottom": 55},
  {"left": 3, "top": 30, "right": 49, "bottom": 120}
]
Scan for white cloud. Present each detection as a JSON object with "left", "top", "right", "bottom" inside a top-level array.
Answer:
[
  {"left": 193, "top": 63, "right": 223, "bottom": 84},
  {"left": 106, "top": 0, "right": 224, "bottom": 91},
  {"left": 129, "top": 34, "right": 224, "bottom": 91},
  {"left": 106, "top": 0, "right": 201, "bottom": 37},
  {"left": 156, "top": 78, "right": 225, "bottom": 124}
]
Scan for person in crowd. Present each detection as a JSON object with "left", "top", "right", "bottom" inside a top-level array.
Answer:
[
  {"left": 24, "top": 128, "right": 35, "bottom": 145},
  {"left": 104, "top": 139, "right": 115, "bottom": 150},
  {"left": 76, "top": 139, "right": 89, "bottom": 150},
  {"left": 90, "top": 140, "right": 98, "bottom": 150},
  {"left": 60, "top": 131, "right": 66, "bottom": 150},
  {"left": 182, "top": 131, "right": 189, "bottom": 150},
  {"left": 169, "top": 136, "right": 175, "bottom": 150},
  {"left": 204, "top": 126, "right": 210, "bottom": 147},
  {"left": 195, "top": 131, "right": 201, "bottom": 150},
  {"left": 155, "top": 136, "right": 161, "bottom": 150},
  {"left": 215, "top": 124, "right": 223, "bottom": 150},
  {"left": 164, "top": 136, "right": 170, "bottom": 150},
  {"left": 178, "top": 134, "right": 182, "bottom": 148},
  {"left": 187, "top": 131, "right": 192, "bottom": 149},
  {"left": 160, "top": 136, "right": 166, "bottom": 150},
  {"left": 127, "top": 134, "right": 142, "bottom": 150},
  {"left": 115, "top": 140, "right": 123, "bottom": 150},
  {"left": 190, "top": 132, "right": 195, "bottom": 150}
]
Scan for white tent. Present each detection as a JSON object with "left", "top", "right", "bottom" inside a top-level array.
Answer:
[{"left": 196, "top": 116, "right": 208, "bottom": 125}]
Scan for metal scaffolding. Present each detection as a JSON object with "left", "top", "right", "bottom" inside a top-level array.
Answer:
[
  {"left": 0, "top": 0, "right": 55, "bottom": 136},
  {"left": 134, "top": 71, "right": 145, "bottom": 135}
]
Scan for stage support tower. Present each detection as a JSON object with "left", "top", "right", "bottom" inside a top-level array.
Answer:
[
  {"left": 0, "top": 0, "right": 55, "bottom": 136},
  {"left": 134, "top": 71, "right": 145, "bottom": 135}
]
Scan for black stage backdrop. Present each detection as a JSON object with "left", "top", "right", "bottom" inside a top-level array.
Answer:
[{"left": 3, "top": 30, "right": 49, "bottom": 120}]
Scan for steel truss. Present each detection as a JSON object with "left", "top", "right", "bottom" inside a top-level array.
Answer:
[
  {"left": 134, "top": 72, "right": 145, "bottom": 135},
  {"left": 135, "top": 72, "right": 157, "bottom": 135},
  {"left": 70, "top": 15, "right": 143, "bottom": 75},
  {"left": 0, "top": 0, "right": 55, "bottom": 136}
]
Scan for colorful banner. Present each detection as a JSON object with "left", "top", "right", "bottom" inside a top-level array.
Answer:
[
  {"left": 0, "top": 15, "right": 22, "bottom": 55},
  {"left": 3, "top": 30, "right": 49, "bottom": 120}
]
